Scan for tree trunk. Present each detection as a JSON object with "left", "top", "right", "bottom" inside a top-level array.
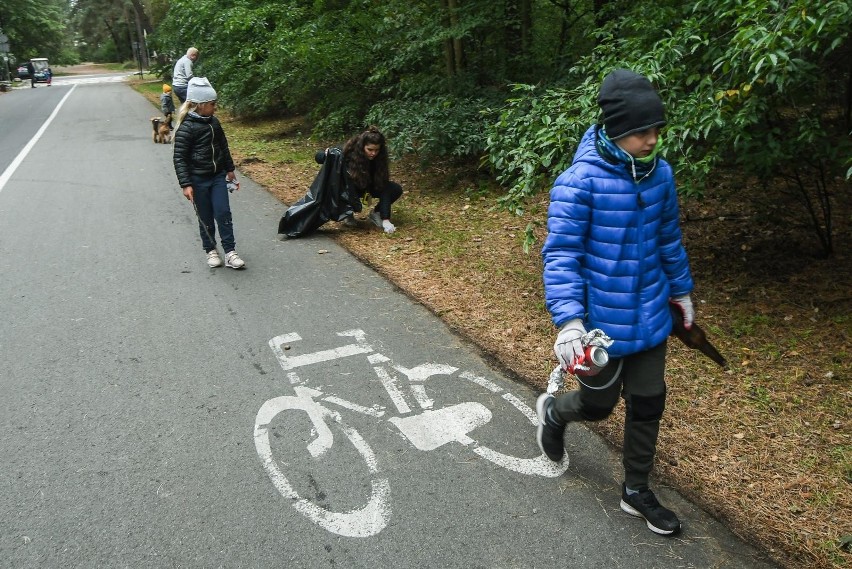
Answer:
[
  {"left": 103, "top": 18, "right": 127, "bottom": 61},
  {"left": 846, "top": 57, "right": 851, "bottom": 132},
  {"left": 519, "top": 0, "right": 532, "bottom": 54},
  {"left": 440, "top": 0, "right": 455, "bottom": 76},
  {"left": 447, "top": 0, "right": 463, "bottom": 73},
  {"left": 133, "top": 6, "right": 148, "bottom": 68},
  {"left": 128, "top": 0, "right": 153, "bottom": 34}
]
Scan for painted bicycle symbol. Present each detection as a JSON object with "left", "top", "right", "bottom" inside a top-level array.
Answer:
[{"left": 253, "top": 329, "right": 567, "bottom": 537}]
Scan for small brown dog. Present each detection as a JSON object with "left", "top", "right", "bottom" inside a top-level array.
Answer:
[{"left": 151, "top": 117, "right": 172, "bottom": 144}]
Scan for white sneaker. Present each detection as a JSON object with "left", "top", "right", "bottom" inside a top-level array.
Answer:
[
  {"left": 225, "top": 251, "right": 246, "bottom": 269},
  {"left": 206, "top": 249, "right": 223, "bottom": 267},
  {"left": 381, "top": 219, "right": 396, "bottom": 234}
]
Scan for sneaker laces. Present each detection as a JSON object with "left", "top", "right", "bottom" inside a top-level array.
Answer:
[{"left": 632, "top": 489, "right": 663, "bottom": 511}]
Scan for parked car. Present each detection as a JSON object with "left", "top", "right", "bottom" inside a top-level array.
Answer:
[
  {"left": 31, "top": 58, "right": 51, "bottom": 84},
  {"left": 16, "top": 64, "right": 30, "bottom": 80}
]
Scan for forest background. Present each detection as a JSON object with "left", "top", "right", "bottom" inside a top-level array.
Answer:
[{"left": 2, "top": 1, "right": 851, "bottom": 568}]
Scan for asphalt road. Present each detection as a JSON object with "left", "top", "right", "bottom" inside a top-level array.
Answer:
[{"left": 0, "top": 79, "right": 780, "bottom": 568}]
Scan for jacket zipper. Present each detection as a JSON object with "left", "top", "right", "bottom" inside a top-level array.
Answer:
[{"left": 209, "top": 123, "right": 217, "bottom": 172}]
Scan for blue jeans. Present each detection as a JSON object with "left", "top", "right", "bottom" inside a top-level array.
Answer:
[
  {"left": 173, "top": 84, "right": 187, "bottom": 104},
  {"left": 192, "top": 172, "right": 235, "bottom": 253}
]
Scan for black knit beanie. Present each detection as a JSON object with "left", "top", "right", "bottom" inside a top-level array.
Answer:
[{"left": 598, "top": 69, "right": 666, "bottom": 140}]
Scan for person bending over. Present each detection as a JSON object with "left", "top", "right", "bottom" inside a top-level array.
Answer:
[{"left": 316, "top": 126, "right": 403, "bottom": 234}]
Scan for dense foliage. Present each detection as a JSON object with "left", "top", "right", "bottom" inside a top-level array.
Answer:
[
  {"left": 0, "top": 0, "right": 75, "bottom": 64},
  {"left": 6, "top": 0, "right": 849, "bottom": 255},
  {"left": 148, "top": 0, "right": 850, "bottom": 255},
  {"left": 484, "top": 1, "right": 852, "bottom": 250}
]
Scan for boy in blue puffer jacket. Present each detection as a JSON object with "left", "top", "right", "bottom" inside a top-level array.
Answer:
[{"left": 537, "top": 69, "right": 696, "bottom": 536}]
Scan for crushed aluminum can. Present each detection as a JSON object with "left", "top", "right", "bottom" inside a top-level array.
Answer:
[
  {"left": 568, "top": 345, "right": 610, "bottom": 376},
  {"left": 548, "top": 328, "right": 615, "bottom": 393}
]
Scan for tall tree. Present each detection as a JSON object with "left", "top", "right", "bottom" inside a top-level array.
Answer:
[
  {"left": 0, "top": 0, "right": 71, "bottom": 62},
  {"left": 70, "top": 0, "right": 154, "bottom": 63}
]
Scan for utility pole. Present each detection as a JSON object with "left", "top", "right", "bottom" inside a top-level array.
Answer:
[
  {"left": 133, "top": 6, "right": 148, "bottom": 69},
  {"left": 123, "top": 4, "right": 143, "bottom": 77},
  {"left": 0, "top": 28, "right": 11, "bottom": 90}
]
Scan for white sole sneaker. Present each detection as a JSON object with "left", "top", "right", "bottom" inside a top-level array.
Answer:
[
  {"left": 225, "top": 251, "right": 245, "bottom": 270},
  {"left": 206, "top": 250, "right": 223, "bottom": 268}
]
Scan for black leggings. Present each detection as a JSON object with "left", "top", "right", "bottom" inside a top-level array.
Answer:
[
  {"left": 372, "top": 181, "right": 403, "bottom": 220},
  {"left": 553, "top": 341, "right": 668, "bottom": 490}
]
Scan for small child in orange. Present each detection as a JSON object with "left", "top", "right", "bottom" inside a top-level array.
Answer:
[{"left": 160, "top": 84, "right": 176, "bottom": 129}]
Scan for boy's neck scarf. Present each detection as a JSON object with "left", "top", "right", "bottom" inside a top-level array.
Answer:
[{"left": 596, "top": 126, "right": 660, "bottom": 182}]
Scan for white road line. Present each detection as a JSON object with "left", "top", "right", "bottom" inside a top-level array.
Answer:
[
  {"left": 372, "top": 366, "right": 411, "bottom": 414},
  {"left": 0, "top": 84, "right": 77, "bottom": 193},
  {"left": 323, "top": 395, "right": 386, "bottom": 418},
  {"left": 268, "top": 331, "right": 373, "bottom": 371}
]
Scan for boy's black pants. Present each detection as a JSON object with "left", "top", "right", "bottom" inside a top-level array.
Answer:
[{"left": 552, "top": 340, "right": 668, "bottom": 491}]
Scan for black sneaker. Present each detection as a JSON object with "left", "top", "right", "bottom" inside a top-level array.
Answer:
[
  {"left": 620, "top": 484, "right": 682, "bottom": 536},
  {"left": 536, "top": 394, "right": 566, "bottom": 462}
]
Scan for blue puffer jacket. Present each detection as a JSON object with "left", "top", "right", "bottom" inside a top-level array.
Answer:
[{"left": 542, "top": 125, "right": 693, "bottom": 358}]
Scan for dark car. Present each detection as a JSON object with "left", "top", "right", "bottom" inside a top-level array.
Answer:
[
  {"left": 31, "top": 58, "right": 51, "bottom": 84},
  {"left": 16, "top": 64, "right": 30, "bottom": 79}
]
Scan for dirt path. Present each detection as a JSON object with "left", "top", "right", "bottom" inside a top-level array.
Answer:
[{"left": 52, "top": 63, "right": 117, "bottom": 75}]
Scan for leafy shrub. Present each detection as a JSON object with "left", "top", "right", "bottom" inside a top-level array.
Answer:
[
  {"left": 366, "top": 95, "right": 494, "bottom": 161},
  {"left": 482, "top": 81, "right": 598, "bottom": 214},
  {"left": 482, "top": 0, "right": 851, "bottom": 255}
]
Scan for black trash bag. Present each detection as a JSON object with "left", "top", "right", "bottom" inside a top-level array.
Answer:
[{"left": 277, "top": 147, "right": 361, "bottom": 238}]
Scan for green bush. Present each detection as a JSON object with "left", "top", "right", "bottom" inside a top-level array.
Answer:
[
  {"left": 482, "top": 81, "right": 598, "bottom": 214},
  {"left": 482, "top": 0, "right": 850, "bottom": 254},
  {"left": 366, "top": 95, "right": 494, "bottom": 161}
]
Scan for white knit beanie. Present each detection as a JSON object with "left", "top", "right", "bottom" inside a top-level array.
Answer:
[{"left": 187, "top": 77, "right": 217, "bottom": 103}]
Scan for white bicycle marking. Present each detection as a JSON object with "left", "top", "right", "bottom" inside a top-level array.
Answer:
[
  {"left": 255, "top": 329, "right": 568, "bottom": 537},
  {"left": 372, "top": 366, "right": 411, "bottom": 414},
  {"left": 322, "top": 396, "right": 385, "bottom": 417},
  {"left": 254, "top": 388, "right": 391, "bottom": 537},
  {"left": 269, "top": 330, "right": 372, "bottom": 372},
  {"left": 389, "top": 402, "right": 491, "bottom": 450},
  {"left": 458, "top": 370, "right": 503, "bottom": 393}
]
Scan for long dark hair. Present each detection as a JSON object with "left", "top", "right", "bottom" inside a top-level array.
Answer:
[{"left": 342, "top": 126, "right": 389, "bottom": 192}]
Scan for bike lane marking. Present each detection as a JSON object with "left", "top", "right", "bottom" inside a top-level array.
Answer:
[
  {"left": 255, "top": 329, "right": 569, "bottom": 537},
  {"left": 254, "top": 387, "right": 392, "bottom": 538}
]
